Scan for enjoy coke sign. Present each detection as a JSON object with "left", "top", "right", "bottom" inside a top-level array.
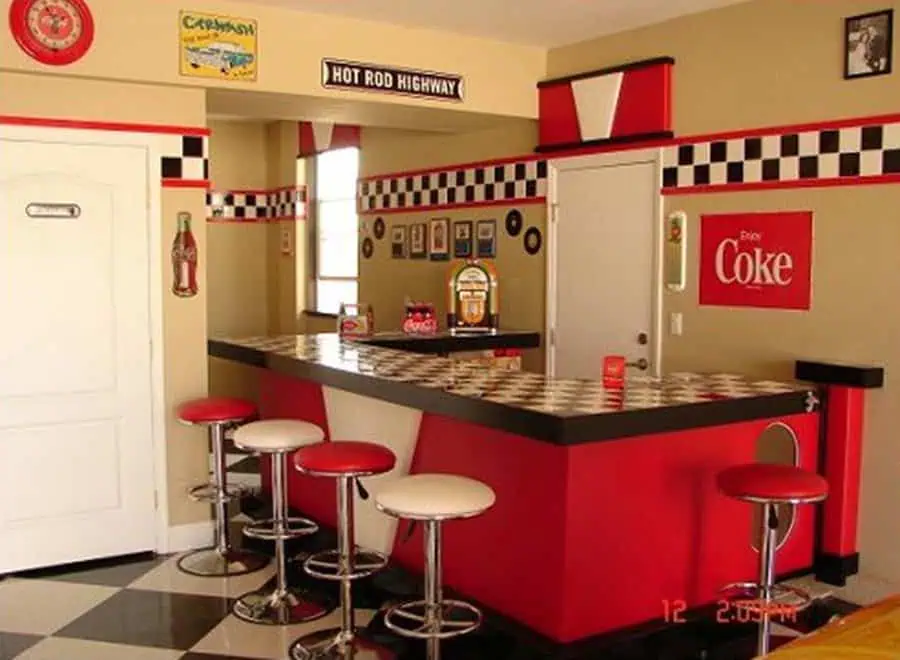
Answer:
[{"left": 699, "top": 212, "right": 812, "bottom": 310}]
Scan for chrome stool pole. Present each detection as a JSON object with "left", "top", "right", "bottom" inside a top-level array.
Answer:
[
  {"left": 717, "top": 463, "right": 828, "bottom": 657},
  {"left": 176, "top": 398, "right": 268, "bottom": 578},
  {"left": 289, "top": 440, "right": 396, "bottom": 659},
  {"left": 231, "top": 420, "right": 335, "bottom": 626},
  {"left": 374, "top": 474, "right": 496, "bottom": 651}
]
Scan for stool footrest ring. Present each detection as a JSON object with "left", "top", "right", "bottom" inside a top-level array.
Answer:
[
  {"left": 243, "top": 517, "right": 319, "bottom": 541},
  {"left": 188, "top": 483, "right": 246, "bottom": 504},
  {"left": 303, "top": 548, "right": 388, "bottom": 581},
  {"left": 720, "top": 582, "right": 814, "bottom": 612},
  {"left": 383, "top": 598, "right": 482, "bottom": 640}
]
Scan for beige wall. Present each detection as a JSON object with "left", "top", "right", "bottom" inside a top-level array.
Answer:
[
  {"left": 0, "top": 73, "right": 210, "bottom": 528},
  {"left": 0, "top": 0, "right": 544, "bottom": 120},
  {"left": 358, "top": 122, "right": 546, "bottom": 370},
  {"left": 206, "top": 120, "right": 270, "bottom": 402},
  {"left": 548, "top": 0, "right": 900, "bottom": 134},
  {"left": 547, "top": 0, "right": 900, "bottom": 585},
  {"left": 360, "top": 122, "right": 539, "bottom": 176}
]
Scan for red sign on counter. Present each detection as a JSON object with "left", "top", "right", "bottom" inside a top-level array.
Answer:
[{"left": 699, "top": 211, "right": 812, "bottom": 310}]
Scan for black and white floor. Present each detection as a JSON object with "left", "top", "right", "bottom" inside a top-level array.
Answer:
[{"left": 0, "top": 453, "right": 861, "bottom": 660}]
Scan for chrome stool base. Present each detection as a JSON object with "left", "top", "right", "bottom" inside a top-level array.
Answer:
[
  {"left": 233, "top": 586, "right": 332, "bottom": 626},
  {"left": 188, "top": 482, "right": 246, "bottom": 504},
  {"left": 384, "top": 598, "right": 482, "bottom": 640},
  {"left": 304, "top": 549, "right": 388, "bottom": 581},
  {"left": 721, "top": 581, "right": 813, "bottom": 611},
  {"left": 243, "top": 517, "right": 319, "bottom": 541},
  {"left": 290, "top": 627, "right": 390, "bottom": 659},
  {"left": 176, "top": 547, "right": 269, "bottom": 578}
]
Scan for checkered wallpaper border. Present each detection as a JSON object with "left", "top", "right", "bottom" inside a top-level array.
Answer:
[
  {"left": 662, "top": 120, "right": 900, "bottom": 192},
  {"left": 357, "top": 158, "right": 548, "bottom": 214},
  {"left": 159, "top": 133, "right": 209, "bottom": 186},
  {"left": 207, "top": 186, "right": 308, "bottom": 222}
]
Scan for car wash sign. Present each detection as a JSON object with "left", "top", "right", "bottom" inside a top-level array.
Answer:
[{"left": 321, "top": 59, "right": 464, "bottom": 102}]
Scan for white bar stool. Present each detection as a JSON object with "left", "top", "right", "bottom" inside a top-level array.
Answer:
[
  {"left": 374, "top": 474, "right": 496, "bottom": 651},
  {"left": 231, "top": 419, "right": 335, "bottom": 626}
]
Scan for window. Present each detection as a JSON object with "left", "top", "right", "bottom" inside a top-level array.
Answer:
[{"left": 313, "top": 147, "right": 359, "bottom": 314}]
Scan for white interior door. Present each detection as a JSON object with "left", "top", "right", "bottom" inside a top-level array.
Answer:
[
  {"left": 0, "top": 136, "right": 157, "bottom": 573},
  {"left": 549, "top": 154, "right": 661, "bottom": 380}
]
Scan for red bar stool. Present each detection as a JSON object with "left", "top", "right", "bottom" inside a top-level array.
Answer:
[
  {"left": 176, "top": 397, "right": 269, "bottom": 577},
  {"left": 717, "top": 463, "right": 829, "bottom": 656},
  {"left": 231, "top": 419, "right": 335, "bottom": 625},
  {"left": 374, "top": 474, "right": 496, "bottom": 653},
  {"left": 289, "top": 441, "right": 397, "bottom": 659}
]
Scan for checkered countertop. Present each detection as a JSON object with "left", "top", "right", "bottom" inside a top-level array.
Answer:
[{"left": 210, "top": 334, "right": 812, "bottom": 418}]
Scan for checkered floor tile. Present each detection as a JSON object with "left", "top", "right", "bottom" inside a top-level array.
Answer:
[{"left": 214, "top": 335, "right": 810, "bottom": 418}]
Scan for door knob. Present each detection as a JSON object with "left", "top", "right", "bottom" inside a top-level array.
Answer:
[{"left": 627, "top": 358, "right": 649, "bottom": 371}]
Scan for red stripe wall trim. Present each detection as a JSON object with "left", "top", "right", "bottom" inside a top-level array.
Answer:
[
  {"left": 662, "top": 174, "right": 900, "bottom": 196},
  {"left": 357, "top": 197, "right": 546, "bottom": 216},
  {"left": 163, "top": 179, "right": 210, "bottom": 189},
  {"left": 0, "top": 114, "right": 210, "bottom": 136}
]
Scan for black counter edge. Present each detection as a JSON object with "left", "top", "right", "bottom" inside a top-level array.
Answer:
[
  {"left": 361, "top": 331, "right": 541, "bottom": 354},
  {"left": 561, "top": 391, "right": 815, "bottom": 444},
  {"left": 210, "top": 340, "right": 815, "bottom": 446},
  {"left": 794, "top": 360, "right": 885, "bottom": 389}
]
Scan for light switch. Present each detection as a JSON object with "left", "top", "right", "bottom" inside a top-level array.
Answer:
[{"left": 670, "top": 312, "right": 683, "bottom": 336}]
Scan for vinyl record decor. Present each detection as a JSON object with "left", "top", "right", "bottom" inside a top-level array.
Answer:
[
  {"left": 505, "top": 209, "right": 523, "bottom": 237},
  {"left": 9, "top": 0, "right": 96, "bottom": 66},
  {"left": 373, "top": 217, "right": 386, "bottom": 240},
  {"left": 523, "top": 227, "right": 543, "bottom": 255},
  {"left": 361, "top": 237, "right": 374, "bottom": 259}
]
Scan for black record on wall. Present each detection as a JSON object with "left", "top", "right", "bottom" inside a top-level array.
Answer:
[
  {"left": 523, "top": 227, "right": 542, "bottom": 255},
  {"left": 362, "top": 237, "right": 374, "bottom": 259},
  {"left": 505, "top": 209, "right": 523, "bottom": 237},
  {"left": 373, "top": 217, "right": 385, "bottom": 240}
]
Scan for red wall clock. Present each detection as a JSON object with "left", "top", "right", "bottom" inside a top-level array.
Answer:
[{"left": 8, "top": 0, "right": 95, "bottom": 66}]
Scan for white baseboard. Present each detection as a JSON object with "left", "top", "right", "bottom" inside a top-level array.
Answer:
[{"left": 163, "top": 520, "right": 213, "bottom": 554}]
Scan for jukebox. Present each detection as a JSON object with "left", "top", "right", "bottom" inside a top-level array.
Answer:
[{"left": 446, "top": 259, "right": 499, "bottom": 333}]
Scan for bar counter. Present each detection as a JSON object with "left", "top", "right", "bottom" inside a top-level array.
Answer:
[
  {"left": 209, "top": 333, "right": 824, "bottom": 644},
  {"left": 209, "top": 334, "right": 815, "bottom": 444}
]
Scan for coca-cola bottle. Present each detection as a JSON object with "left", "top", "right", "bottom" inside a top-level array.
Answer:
[{"left": 172, "top": 212, "right": 198, "bottom": 297}]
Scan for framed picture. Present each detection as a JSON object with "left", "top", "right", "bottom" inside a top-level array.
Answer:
[
  {"left": 453, "top": 221, "right": 473, "bottom": 258},
  {"left": 391, "top": 226, "right": 407, "bottom": 258},
  {"left": 409, "top": 222, "right": 428, "bottom": 259},
  {"left": 845, "top": 9, "right": 893, "bottom": 79},
  {"left": 429, "top": 217, "right": 450, "bottom": 261},
  {"left": 476, "top": 219, "right": 497, "bottom": 258}
]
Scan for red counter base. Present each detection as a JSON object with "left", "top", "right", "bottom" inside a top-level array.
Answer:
[
  {"left": 255, "top": 369, "right": 820, "bottom": 644},
  {"left": 388, "top": 412, "right": 819, "bottom": 643}
]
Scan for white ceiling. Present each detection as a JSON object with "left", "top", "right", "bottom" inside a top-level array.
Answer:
[{"left": 242, "top": 0, "right": 748, "bottom": 47}]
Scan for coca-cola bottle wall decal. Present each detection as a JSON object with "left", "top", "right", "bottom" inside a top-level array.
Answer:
[{"left": 172, "top": 211, "right": 198, "bottom": 298}]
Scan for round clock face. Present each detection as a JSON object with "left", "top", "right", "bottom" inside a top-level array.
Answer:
[{"left": 9, "top": 0, "right": 95, "bottom": 66}]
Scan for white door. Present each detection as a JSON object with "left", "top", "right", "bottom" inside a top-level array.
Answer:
[
  {"left": 0, "top": 136, "right": 157, "bottom": 573},
  {"left": 549, "top": 153, "right": 661, "bottom": 380}
]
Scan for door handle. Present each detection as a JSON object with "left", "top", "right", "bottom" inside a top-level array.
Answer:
[{"left": 627, "top": 358, "right": 649, "bottom": 371}]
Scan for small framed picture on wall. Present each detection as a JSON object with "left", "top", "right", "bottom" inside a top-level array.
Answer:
[
  {"left": 391, "top": 226, "right": 407, "bottom": 258},
  {"left": 845, "top": 9, "right": 893, "bottom": 79},
  {"left": 453, "top": 221, "right": 473, "bottom": 258},
  {"left": 409, "top": 222, "right": 428, "bottom": 259},
  {"left": 476, "top": 219, "right": 497, "bottom": 258},
  {"left": 429, "top": 217, "right": 450, "bottom": 261}
]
